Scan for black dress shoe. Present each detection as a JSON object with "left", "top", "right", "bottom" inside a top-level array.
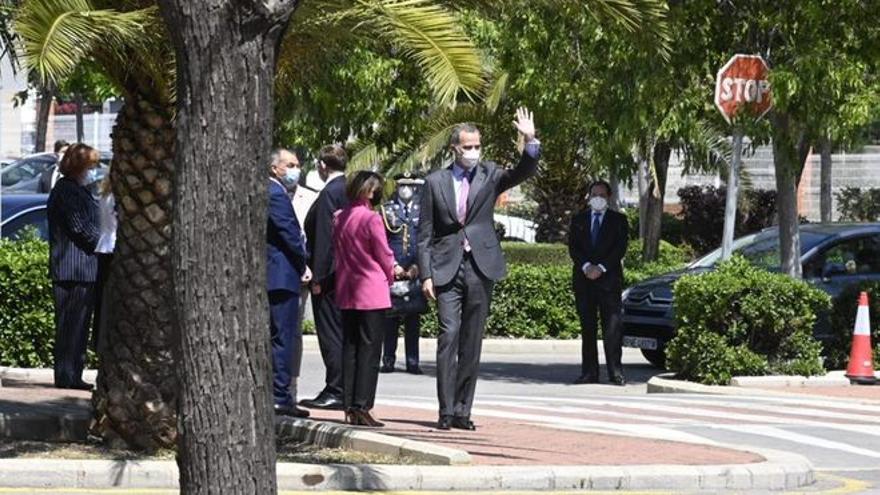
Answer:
[
  {"left": 406, "top": 366, "right": 423, "bottom": 375},
  {"left": 437, "top": 415, "right": 452, "bottom": 430},
  {"left": 451, "top": 416, "right": 476, "bottom": 431},
  {"left": 573, "top": 374, "right": 599, "bottom": 385},
  {"left": 380, "top": 363, "right": 395, "bottom": 373},
  {"left": 299, "top": 393, "right": 344, "bottom": 410},
  {"left": 274, "top": 404, "right": 310, "bottom": 418},
  {"left": 610, "top": 375, "right": 627, "bottom": 386}
]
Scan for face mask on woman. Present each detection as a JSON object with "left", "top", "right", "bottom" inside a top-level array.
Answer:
[{"left": 84, "top": 168, "right": 98, "bottom": 185}]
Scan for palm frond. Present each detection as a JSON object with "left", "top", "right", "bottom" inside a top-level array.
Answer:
[
  {"left": 348, "top": 141, "right": 390, "bottom": 172},
  {"left": 578, "top": 0, "right": 671, "bottom": 60},
  {"left": 345, "top": 0, "right": 486, "bottom": 106},
  {"left": 1, "top": 1, "right": 19, "bottom": 72},
  {"left": 15, "top": 0, "right": 155, "bottom": 85},
  {"left": 483, "top": 69, "right": 508, "bottom": 113}
]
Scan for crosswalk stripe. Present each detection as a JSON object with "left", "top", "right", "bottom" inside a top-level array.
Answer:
[{"left": 706, "top": 424, "right": 880, "bottom": 458}]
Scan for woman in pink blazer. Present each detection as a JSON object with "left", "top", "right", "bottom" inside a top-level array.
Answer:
[{"left": 333, "top": 171, "right": 395, "bottom": 427}]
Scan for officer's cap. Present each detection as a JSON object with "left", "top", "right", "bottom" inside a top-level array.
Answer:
[{"left": 393, "top": 171, "right": 425, "bottom": 185}]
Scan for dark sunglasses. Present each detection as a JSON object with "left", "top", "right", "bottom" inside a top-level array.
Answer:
[{"left": 459, "top": 145, "right": 481, "bottom": 151}]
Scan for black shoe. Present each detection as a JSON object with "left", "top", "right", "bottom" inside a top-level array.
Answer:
[
  {"left": 380, "top": 363, "right": 395, "bottom": 373},
  {"left": 573, "top": 374, "right": 599, "bottom": 385},
  {"left": 66, "top": 381, "right": 94, "bottom": 391},
  {"left": 274, "top": 404, "right": 310, "bottom": 418},
  {"left": 299, "top": 393, "right": 344, "bottom": 410},
  {"left": 437, "top": 415, "right": 452, "bottom": 430},
  {"left": 451, "top": 416, "right": 476, "bottom": 431},
  {"left": 406, "top": 366, "right": 423, "bottom": 375},
  {"left": 610, "top": 375, "right": 627, "bottom": 386}
]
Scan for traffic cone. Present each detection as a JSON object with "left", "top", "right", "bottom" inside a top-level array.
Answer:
[{"left": 845, "top": 292, "right": 877, "bottom": 385}]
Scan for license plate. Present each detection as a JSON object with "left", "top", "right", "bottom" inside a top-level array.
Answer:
[{"left": 623, "top": 336, "right": 658, "bottom": 350}]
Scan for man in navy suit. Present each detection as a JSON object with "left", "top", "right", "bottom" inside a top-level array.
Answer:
[
  {"left": 267, "top": 149, "right": 311, "bottom": 417},
  {"left": 568, "top": 180, "right": 629, "bottom": 386}
]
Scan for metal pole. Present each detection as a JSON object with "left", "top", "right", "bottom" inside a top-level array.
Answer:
[{"left": 721, "top": 128, "right": 743, "bottom": 260}]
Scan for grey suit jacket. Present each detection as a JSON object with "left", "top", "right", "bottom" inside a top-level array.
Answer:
[{"left": 418, "top": 150, "right": 539, "bottom": 286}]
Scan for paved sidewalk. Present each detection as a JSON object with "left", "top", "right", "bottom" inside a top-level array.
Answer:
[{"left": 304, "top": 405, "right": 761, "bottom": 466}]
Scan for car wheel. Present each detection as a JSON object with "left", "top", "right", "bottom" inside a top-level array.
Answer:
[{"left": 641, "top": 348, "right": 666, "bottom": 369}]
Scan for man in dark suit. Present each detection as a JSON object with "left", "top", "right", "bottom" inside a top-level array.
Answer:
[
  {"left": 568, "top": 180, "right": 629, "bottom": 386},
  {"left": 267, "top": 149, "right": 310, "bottom": 418},
  {"left": 418, "top": 107, "right": 539, "bottom": 431},
  {"left": 300, "top": 144, "right": 349, "bottom": 410},
  {"left": 37, "top": 140, "right": 70, "bottom": 194}
]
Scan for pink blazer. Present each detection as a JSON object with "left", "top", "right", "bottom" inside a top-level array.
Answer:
[{"left": 333, "top": 199, "right": 395, "bottom": 310}]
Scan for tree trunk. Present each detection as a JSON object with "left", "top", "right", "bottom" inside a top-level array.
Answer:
[
  {"left": 75, "top": 92, "right": 85, "bottom": 143},
  {"left": 771, "top": 112, "right": 807, "bottom": 279},
  {"left": 819, "top": 136, "right": 833, "bottom": 223},
  {"left": 609, "top": 169, "right": 621, "bottom": 211},
  {"left": 34, "top": 83, "right": 54, "bottom": 152},
  {"left": 636, "top": 149, "right": 649, "bottom": 240},
  {"left": 91, "top": 95, "right": 178, "bottom": 451},
  {"left": 156, "top": 1, "right": 297, "bottom": 493},
  {"left": 642, "top": 141, "right": 670, "bottom": 262}
]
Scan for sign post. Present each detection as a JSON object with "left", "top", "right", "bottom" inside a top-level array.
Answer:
[{"left": 714, "top": 54, "right": 772, "bottom": 260}]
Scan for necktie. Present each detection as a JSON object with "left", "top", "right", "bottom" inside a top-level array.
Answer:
[
  {"left": 458, "top": 172, "right": 471, "bottom": 251},
  {"left": 591, "top": 212, "right": 601, "bottom": 245},
  {"left": 457, "top": 173, "right": 470, "bottom": 224}
]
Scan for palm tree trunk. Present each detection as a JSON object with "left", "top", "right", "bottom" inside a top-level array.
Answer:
[
  {"left": 642, "top": 141, "right": 670, "bottom": 262},
  {"left": 91, "top": 94, "right": 178, "bottom": 451},
  {"left": 156, "top": 1, "right": 297, "bottom": 492},
  {"left": 34, "top": 83, "right": 54, "bottom": 152}
]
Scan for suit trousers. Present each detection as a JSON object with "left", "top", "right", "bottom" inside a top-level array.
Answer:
[
  {"left": 574, "top": 282, "right": 624, "bottom": 379},
  {"left": 311, "top": 278, "right": 344, "bottom": 397},
  {"left": 269, "top": 289, "right": 300, "bottom": 407},
  {"left": 435, "top": 255, "right": 494, "bottom": 418},
  {"left": 53, "top": 282, "right": 95, "bottom": 387},
  {"left": 382, "top": 313, "right": 421, "bottom": 369},
  {"left": 341, "top": 309, "right": 386, "bottom": 411}
]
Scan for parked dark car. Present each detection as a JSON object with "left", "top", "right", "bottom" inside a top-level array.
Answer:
[
  {"left": 2, "top": 152, "right": 112, "bottom": 194},
  {"left": 1, "top": 194, "right": 50, "bottom": 241},
  {"left": 623, "top": 223, "right": 880, "bottom": 368}
]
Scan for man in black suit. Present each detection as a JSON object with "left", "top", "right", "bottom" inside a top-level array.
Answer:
[
  {"left": 418, "top": 107, "right": 539, "bottom": 431},
  {"left": 300, "top": 144, "right": 349, "bottom": 410},
  {"left": 568, "top": 180, "right": 629, "bottom": 386},
  {"left": 267, "top": 149, "right": 310, "bottom": 418},
  {"left": 37, "top": 140, "right": 70, "bottom": 194}
]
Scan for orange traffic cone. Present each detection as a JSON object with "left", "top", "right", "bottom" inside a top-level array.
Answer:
[{"left": 845, "top": 292, "right": 877, "bottom": 385}]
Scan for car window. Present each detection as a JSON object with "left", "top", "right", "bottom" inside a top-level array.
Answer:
[
  {"left": 1, "top": 209, "right": 49, "bottom": 241},
  {"left": 691, "top": 230, "right": 829, "bottom": 270},
  {"left": 805, "top": 235, "right": 880, "bottom": 278}
]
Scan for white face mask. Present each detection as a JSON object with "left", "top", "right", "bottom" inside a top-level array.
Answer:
[
  {"left": 589, "top": 196, "right": 608, "bottom": 212},
  {"left": 459, "top": 148, "right": 481, "bottom": 169},
  {"left": 398, "top": 186, "right": 414, "bottom": 202}
]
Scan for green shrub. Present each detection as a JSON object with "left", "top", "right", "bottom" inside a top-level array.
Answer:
[
  {"left": 501, "top": 242, "right": 569, "bottom": 266},
  {"left": 0, "top": 235, "right": 55, "bottom": 367},
  {"left": 624, "top": 208, "right": 686, "bottom": 247},
  {"left": 835, "top": 187, "right": 880, "bottom": 222},
  {"left": 420, "top": 262, "right": 579, "bottom": 339},
  {"left": 825, "top": 282, "right": 880, "bottom": 370},
  {"left": 666, "top": 256, "right": 829, "bottom": 385}
]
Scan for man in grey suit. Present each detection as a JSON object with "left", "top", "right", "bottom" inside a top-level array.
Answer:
[{"left": 418, "top": 107, "right": 539, "bottom": 431}]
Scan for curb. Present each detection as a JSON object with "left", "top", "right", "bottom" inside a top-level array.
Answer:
[
  {"left": 301, "top": 336, "right": 582, "bottom": 355},
  {"left": 648, "top": 373, "right": 880, "bottom": 404},
  {"left": 276, "top": 417, "right": 471, "bottom": 466},
  {"left": 0, "top": 447, "right": 813, "bottom": 491}
]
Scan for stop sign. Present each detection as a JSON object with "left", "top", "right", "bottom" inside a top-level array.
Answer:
[{"left": 714, "top": 54, "right": 772, "bottom": 124}]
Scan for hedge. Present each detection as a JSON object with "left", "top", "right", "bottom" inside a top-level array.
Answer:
[
  {"left": 0, "top": 234, "right": 55, "bottom": 367},
  {"left": 824, "top": 281, "right": 880, "bottom": 370},
  {"left": 666, "top": 256, "right": 829, "bottom": 385}
]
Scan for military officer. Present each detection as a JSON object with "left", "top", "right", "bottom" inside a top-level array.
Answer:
[{"left": 380, "top": 172, "right": 427, "bottom": 374}]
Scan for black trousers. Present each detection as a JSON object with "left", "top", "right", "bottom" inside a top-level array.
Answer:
[
  {"left": 269, "top": 289, "right": 300, "bottom": 407},
  {"left": 53, "top": 281, "right": 96, "bottom": 387},
  {"left": 311, "top": 278, "right": 344, "bottom": 397},
  {"left": 342, "top": 309, "right": 386, "bottom": 411},
  {"left": 574, "top": 281, "right": 624, "bottom": 379},
  {"left": 435, "top": 255, "right": 493, "bottom": 418},
  {"left": 92, "top": 253, "right": 113, "bottom": 352},
  {"left": 382, "top": 313, "right": 421, "bottom": 369}
]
